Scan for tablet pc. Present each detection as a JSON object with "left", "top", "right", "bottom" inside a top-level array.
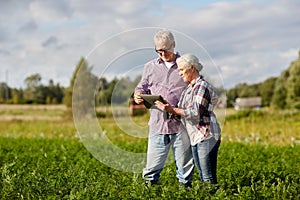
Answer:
[{"left": 140, "top": 94, "right": 166, "bottom": 109}]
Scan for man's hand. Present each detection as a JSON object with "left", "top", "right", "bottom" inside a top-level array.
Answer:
[{"left": 134, "top": 92, "right": 144, "bottom": 104}]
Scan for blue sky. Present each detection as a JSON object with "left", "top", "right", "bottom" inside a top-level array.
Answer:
[{"left": 0, "top": 0, "right": 299, "bottom": 89}]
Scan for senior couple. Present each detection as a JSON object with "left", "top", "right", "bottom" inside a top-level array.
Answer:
[{"left": 134, "top": 29, "right": 221, "bottom": 188}]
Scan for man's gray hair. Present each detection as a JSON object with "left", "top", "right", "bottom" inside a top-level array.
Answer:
[
  {"left": 154, "top": 29, "right": 175, "bottom": 46},
  {"left": 177, "top": 53, "right": 203, "bottom": 73}
]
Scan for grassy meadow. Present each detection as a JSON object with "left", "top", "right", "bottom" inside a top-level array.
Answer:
[{"left": 0, "top": 104, "right": 299, "bottom": 199}]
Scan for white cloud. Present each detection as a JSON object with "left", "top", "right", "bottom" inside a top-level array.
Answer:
[
  {"left": 29, "top": 0, "right": 72, "bottom": 23},
  {"left": 0, "top": 0, "right": 299, "bottom": 89},
  {"left": 163, "top": 0, "right": 300, "bottom": 88}
]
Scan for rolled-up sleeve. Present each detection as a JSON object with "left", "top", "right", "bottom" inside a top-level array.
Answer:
[{"left": 135, "top": 65, "right": 149, "bottom": 94}]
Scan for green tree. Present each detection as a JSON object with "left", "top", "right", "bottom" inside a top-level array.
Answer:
[
  {"left": 66, "top": 57, "right": 98, "bottom": 117},
  {"left": 64, "top": 59, "right": 82, "bottom": 108},
  {"left": 11, "top": 88, "right": 22, "bottom": 104},
  {"left": 236, "top": 83, "right": 249, "bottom": 97},
  {"left": 53, "top": 83, "right": 64, "bottom": 104},
  {"left": 286, "top": 52, "right": 300, "bottom": 108},
  {"left": 0, "top": 82, "right": 10, "bottom": 103},
  {"left": 259, "top": 77, "right": 277, "bottom": 106},
  {"left": 95, "top": 77, "right": 109, "bottom": 106},
  {"left": 95, "top": 75, "right": 143, "bottom": 106},
  {"left": 103, "top": 78, "right": 118, "bottom": 105},
  {"left": 23, "top": 73, "right": 43, "bottom": 103},
  {"left": 46, "top": 80, "right": 64, "bottom": 104},
  {"left": 226, "top": 87, "right": 238, "bottom": 107},
  {"left": 271, "top": 70, "right": 289, "bottom": 109},
  {"left": 272, "top": 51, "right": 300, "bottom": 109},
  {"left": 111, "top": 76, "right": 138, "bottom": 104},
  {"left": 46, "top": 79, "right": 55, "bottom": 104}
]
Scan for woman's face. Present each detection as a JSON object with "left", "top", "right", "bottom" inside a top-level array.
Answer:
[{"left": 177, "top": 60, "right": 193, "bottom": 83}]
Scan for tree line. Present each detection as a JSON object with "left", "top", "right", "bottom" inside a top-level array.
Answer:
[
  {"left": 1, "top": 51, "right": 299, "bottom": 109},
  {"left": 0, "top": 57, "right": 141, "bottom": 107},
  {"left": 0, "top": 74, "right": 64, "bottom": 104},
  {"left": 226, "top": 51, "right": 300, "bottom": 109}
]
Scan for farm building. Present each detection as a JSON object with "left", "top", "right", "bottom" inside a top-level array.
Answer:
[{"left": 234, "top": 96, "right": 262, "bottom": 110}]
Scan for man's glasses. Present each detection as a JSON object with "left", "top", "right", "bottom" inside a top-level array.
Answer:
[{"left": 155, "top": 45, "right": 173, "bottom": 55}]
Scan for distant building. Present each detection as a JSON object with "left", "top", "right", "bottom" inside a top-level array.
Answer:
[{"left": 234, "top": 96, "right": 262, "bottom": 110}]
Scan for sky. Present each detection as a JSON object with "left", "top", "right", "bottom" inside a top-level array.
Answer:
[{"left": 0, "top": 0, "right": 299, "bottom": 89}]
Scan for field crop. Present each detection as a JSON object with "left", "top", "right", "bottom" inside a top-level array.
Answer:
[
  {"left": 0, "top": 105, "right": 299, "bottom": 199},
  {"left": 221, "top": 108, "right": 300, "bottom": 146}
]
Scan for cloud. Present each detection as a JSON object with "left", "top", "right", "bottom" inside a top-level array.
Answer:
[
  {"left": 42, "top": 36, "right": 58, "bottom": 47},
  {"left": 29, "top": 0, "right": 73, "bottom": 23},
  {"left": 0, "top": 49, "right": 10, "bottom": 56},
  {"left": 0, "top": 0, "right": 299, "bottom": 89},
  {"left": 18, "top": 20, "right": 38, "bottom": 33},
  {"left": 161, "top": 0, "right": 300, "bottom": 88}
]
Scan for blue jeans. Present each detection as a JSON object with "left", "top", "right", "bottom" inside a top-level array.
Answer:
[
  {"left": 142, "top": 129, "right": 194, "bottom": 184},
  {"left": 192, "top": 137, "right": 220, "bottom": 184}
]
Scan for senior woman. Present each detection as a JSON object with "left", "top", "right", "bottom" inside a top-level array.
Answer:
[{"left": 155, "top": 53, "right": 221, "bottom": 184}]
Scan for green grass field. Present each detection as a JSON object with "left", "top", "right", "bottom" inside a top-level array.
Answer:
[{"left": 0, "top": 105, "right": 299, "bottom": 199}]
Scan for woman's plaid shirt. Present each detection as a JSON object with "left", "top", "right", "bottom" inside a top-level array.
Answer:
[{"left": 178, "top": 76, "right": 221, "bottom": 145}]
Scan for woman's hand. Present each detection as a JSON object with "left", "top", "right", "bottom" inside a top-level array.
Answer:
[
  {"left": 155, "top": 101, "right": 172, "bottom": 113},
  {"left": 155, "top": 101, "right": 183, "bottom": 116}
]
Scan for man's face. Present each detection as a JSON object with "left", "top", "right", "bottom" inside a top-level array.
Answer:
[{"left": 155, "top": 41, "right": 175, "bottom": 62}]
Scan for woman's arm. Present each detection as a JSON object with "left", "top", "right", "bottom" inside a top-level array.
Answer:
[{"left": 155, "top": 101, "right": 183, "bottom": 116}]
